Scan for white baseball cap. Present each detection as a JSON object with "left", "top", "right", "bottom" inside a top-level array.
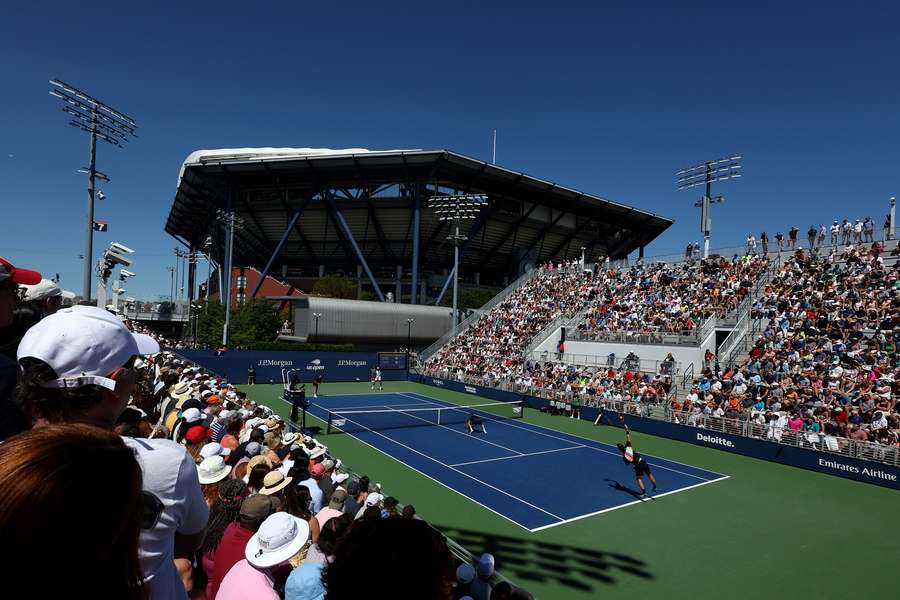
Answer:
[
  {"left": 200, "top": 442, "right": 231, "bottom": 460},
  {"left": 20, "top": 278, "right": 62, "bottom": 302},
  {"left": 17, "top": 306, "right": 159, "bottom": 391}
]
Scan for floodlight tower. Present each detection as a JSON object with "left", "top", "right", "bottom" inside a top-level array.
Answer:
[
  {"left": 217, "top": 210, "right": 244, "bottom": 345},
  {"left": 676, "top": 155, "right": 742, "bottom": 259},
  {"left": 428, "top": 193, "right": 489, "bottom": 337},
  {"left": 49, "top": 80, "right": 137, "bottom": 301}
]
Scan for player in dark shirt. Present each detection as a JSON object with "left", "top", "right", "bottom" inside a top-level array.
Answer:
[
  {"left": 313, "top": 374, "right": 323, "bottom": 398},
  {"left": 616, "top": 425, "right": 657, "bottom": 496},
  {"left": 466, "top": 412, "right": 486, "bottom": 434}
]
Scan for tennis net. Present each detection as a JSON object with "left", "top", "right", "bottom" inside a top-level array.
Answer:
[{"left": 326, "top": 400, "right": 525, "bottom": 434}]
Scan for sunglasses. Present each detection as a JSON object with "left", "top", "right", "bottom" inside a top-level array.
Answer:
[{"left": 141, "top": 491, "right": 164, "bottom": 530}]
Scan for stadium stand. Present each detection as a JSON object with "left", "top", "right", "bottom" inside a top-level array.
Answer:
[{"left": 424, "top": 236, "right": 900, "bottom": 454}]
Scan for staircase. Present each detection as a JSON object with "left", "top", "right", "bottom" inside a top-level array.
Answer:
[{"left": 418, "top": 267, "right": 542, "bottom": 363}]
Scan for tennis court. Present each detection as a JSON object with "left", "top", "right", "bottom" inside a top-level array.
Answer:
[{"left": 295, "top": 390, "right": 728, "bottom": 531}]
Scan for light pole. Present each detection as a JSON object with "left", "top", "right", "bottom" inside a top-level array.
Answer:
[
  {"left": 49, "top": 80, "right": 137, "bottom": 301},
  {"left": 428, "top": 193, "right": 488, "bottom": 337},
  {"left": 677, "top": 155, "right": 742, "bottom": 259},
  {"left": 889, "top": 197, "right": 896, "bottom": 241},
  {"left": 312, "top": 312, "right": 322, "bottom": 348},
  {"left": 217, "top": 210, "right": 244, "bottom": 345},
  {"left": 167, "top": 266, "right": 175, "bottom": 305},
  {"left": 203, "top": 235, "right": 213, "bottom": 311},
  {"left": 406, "top": 317, "right": 414, "bottom": 372}
]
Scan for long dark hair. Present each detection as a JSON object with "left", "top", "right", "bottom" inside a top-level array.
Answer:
[
  {"left": 0, "top": 424, "right": 146, "bottom": 598},
  {"left": 201, "top": 479, "right": 246, "bottom": 555},
  {"left": 283, "top": 484, "right": 313, "bottom": 520},
  {"left": 247, "top": 464, "right": 270, "bottom": 493}
]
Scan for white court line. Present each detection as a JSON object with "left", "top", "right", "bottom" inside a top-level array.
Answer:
[
  {"left": 449, "top": 445, "right": 585, "bottom": 468},
  {"left": 379, "top": 405, "right": 525, "bottom": 456},
  {"left": 404, "top": 392, "right": 722, "bottom": 482},
  {"left": 311, "top": 400, "right": 565, "bottom": 523},
  {"left": 527, "top": 475, "right": 731, "bottom": 532},
  {"left": 323, "top": 402, "right": 428, "bottom": 411}
]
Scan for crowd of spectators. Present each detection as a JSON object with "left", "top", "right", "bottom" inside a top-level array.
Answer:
[
  {"left": 577, "top": 255, "right": 769, "bottom": 335},
  {"left": 0, "top": 255, "right": 531, "bottom": 599},
  {"left": 426, "top": 237, "right": 899, "bottom": 452},
  {"left": 677, "top": 242, "right": 899, "bottom": 450},
  {"left": 426, "top": 255, "right": 765, "bottom": 392}
]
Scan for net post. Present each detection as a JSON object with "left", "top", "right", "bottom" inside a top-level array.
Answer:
[{"left": 326, "top": 412, "right": 333, "bottom": 435}]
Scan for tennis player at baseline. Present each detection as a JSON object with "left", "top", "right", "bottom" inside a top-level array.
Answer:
[{"left": 617, "top": 424, "right": 657, "bottom": 496}]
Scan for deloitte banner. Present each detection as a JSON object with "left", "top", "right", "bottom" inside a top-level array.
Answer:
[
  {"left": 180, "top": 350, "right": 406, "bottom": 383},
  {"left": 412, "top": 374, "right": 900, "bottom": 490}
]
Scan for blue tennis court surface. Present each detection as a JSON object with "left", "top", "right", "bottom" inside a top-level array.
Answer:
[{"left": 293, "top": 391, "right": 729, "bottom": 531}]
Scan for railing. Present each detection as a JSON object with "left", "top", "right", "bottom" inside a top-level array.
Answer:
[
  {"left": 570, "top": 328, "right": 704, "bottom": 347},
  {"left": 422, "top": 369, "right": 900, "bottom": 467},
  {"left": 522, "top": 304, "right": 591, "bottom": 356},
  {"left": 122, "top": 309, "right": 190, "bottom": 322},
  {"left": 680, "top": 362, "right": 695, "bottom": 390},
  {"left": 524, "top": 351, "right": 679, "bottom": 377},
  {"left": 607, "top": 226, "right": 890, "bottom": 269},
  {"left": 419, "top": 266, "right": 542, "bottom": 362}
]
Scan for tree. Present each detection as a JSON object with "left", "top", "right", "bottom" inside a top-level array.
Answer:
[
  {"left": 192, "top": 299, "right": 281, "bottom": 348},
  {"left": 312, "top": 274, "right": 357, "bottom": 299}
]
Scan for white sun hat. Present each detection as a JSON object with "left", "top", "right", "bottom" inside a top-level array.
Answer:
[
  {"left": 197, "top": 456, "right": 232, "bottom": 485},
  {"left": 16, "top": 305, "right": 159, "bottom": 391},
  {"left": 245, "top": 512, "right": 310, "bottom": 568}
]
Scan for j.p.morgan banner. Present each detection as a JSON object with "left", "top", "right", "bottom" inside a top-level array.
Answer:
[
  {"left": 179, "top": 350, "right": 405, "bottom": 383},
  {"left": 412, "top": 374, "right": 900, "bottom": 490}
]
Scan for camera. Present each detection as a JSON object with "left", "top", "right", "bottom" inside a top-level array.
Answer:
[
  {"left": 104, "top": 251, "right": 132, "bottom": 268},
  {"left": 109, "top": 242, "right": 134, "bottom": 254}
]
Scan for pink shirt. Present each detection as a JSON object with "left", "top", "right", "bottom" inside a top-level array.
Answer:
[
  {"left": 788, "top": 417, "right": 804, "bottom": 431},
  {"left": 216, "top": 559, "right": 279, "bottom": 600}
]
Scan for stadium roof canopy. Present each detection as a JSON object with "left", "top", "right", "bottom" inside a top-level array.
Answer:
[{"left": 165, "top": 147, "right": 672, "bottom": 299}]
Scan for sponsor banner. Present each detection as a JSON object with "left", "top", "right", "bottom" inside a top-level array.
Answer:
[
  {"left": 414, "top": 375, "right": 900, "bottom": 490},
  {"left": 179, "top": 350, "right": 407, "bottom": 383}
]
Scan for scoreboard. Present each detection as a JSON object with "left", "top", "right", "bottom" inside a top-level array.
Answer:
[{"left": 378, "top": 352, "right": 408, "bottom": 370}]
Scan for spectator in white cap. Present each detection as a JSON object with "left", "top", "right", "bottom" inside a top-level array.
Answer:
[
  {"left": 454, "top": 563, "right": 476, "bottom": 599},
  {"left": 0, "top": 256, "right": 41, "bottom": 441},
  {"left": 470, "top": 553, "right": 495, "bottom": 600},
  {"left": 15, "top": 305, "right": 208, "bottom": 600},
  {"left": 19, "top": 278, "right": 63, "bottom": 317},
  {"left": 216, "top": 512, "right": 310, "bottom": 600}
]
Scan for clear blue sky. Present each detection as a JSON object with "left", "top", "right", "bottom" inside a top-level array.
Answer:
[{"left": 2, "top": 1, "right": 898, "bottom": 299}]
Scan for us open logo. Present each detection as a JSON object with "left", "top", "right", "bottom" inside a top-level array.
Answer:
[{"left": 306, "top": 358, "right": 325, "bottom": 371}]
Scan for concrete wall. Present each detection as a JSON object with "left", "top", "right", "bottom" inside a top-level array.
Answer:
[{"left": 533, "top": 326, "right": 716, "bottom": 375}]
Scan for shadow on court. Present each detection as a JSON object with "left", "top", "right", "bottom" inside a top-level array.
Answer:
[
  {"left": 434, "top": 525, "right": 653, "bottom": 592},
  {"left": 605, "top": 479, "right": 644, "bottom": 499}
]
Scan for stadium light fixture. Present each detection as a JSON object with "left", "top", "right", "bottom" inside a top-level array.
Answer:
[
  {"left": 49, "top": 79, "right": 137, "bottom": 301},
  {"left": 427, "top": 193, "right": 489, "bottom": 337},
  {"left": 676, "top": 155, "right": 742, "bottom": 259}
]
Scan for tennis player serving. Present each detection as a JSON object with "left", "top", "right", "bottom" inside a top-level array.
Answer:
[
  {"left": 466, "top": 412, "right": 486, "bottom": 434},
  {"left": 617, "top": 424, "right": 657, "bottom": 497}
]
